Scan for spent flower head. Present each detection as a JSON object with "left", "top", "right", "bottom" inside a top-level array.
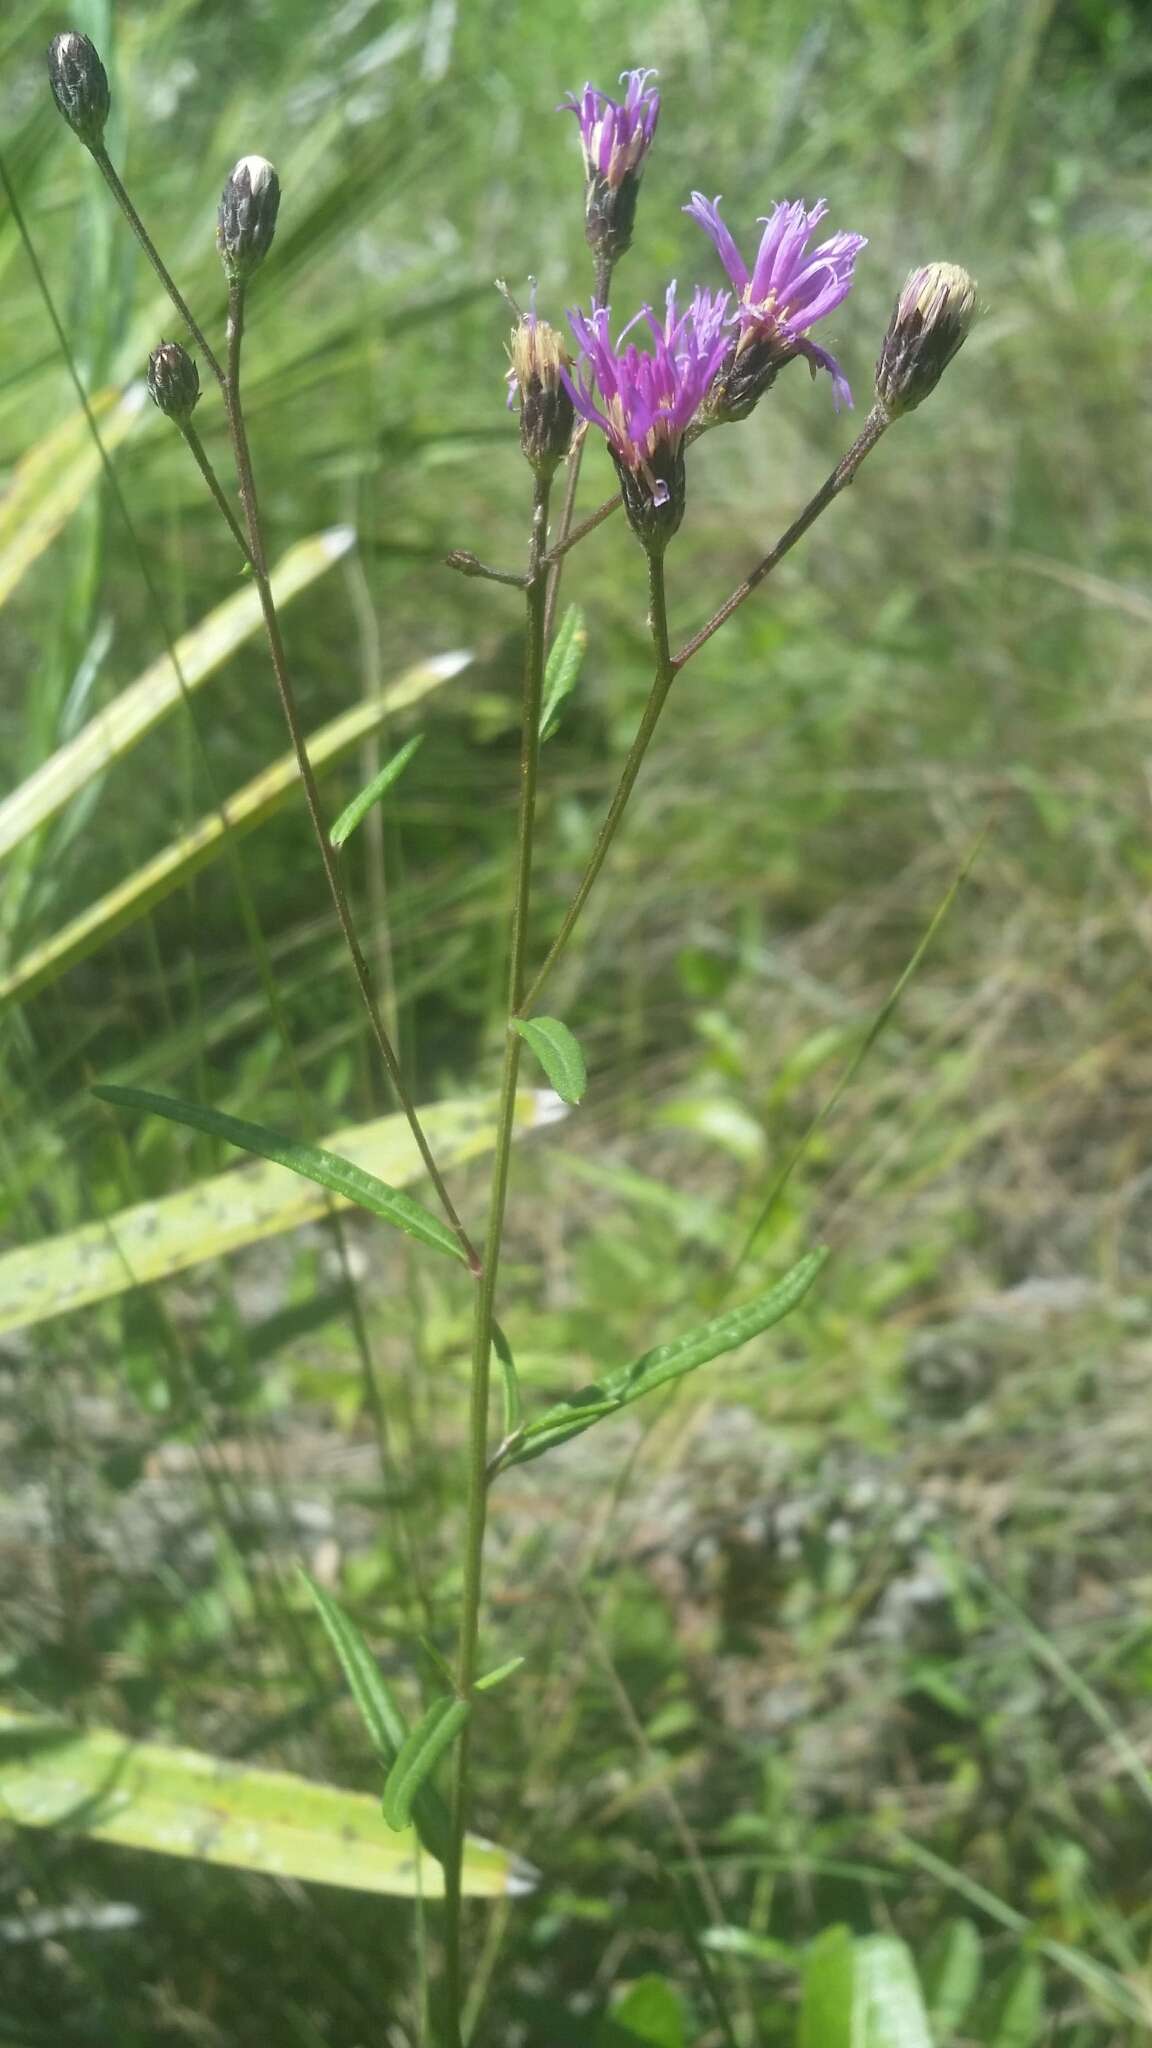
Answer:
[
  {"left": 504, "top": 290, "right": 575, "bottom": 478},
  {"left": 560, "top": 68, "right": 660, "bottom": 274},
  {"left": 147, "top": 340, "right": 201, "bottom": 424},
  {"left": 685, "top": 193, "right": 866, "bottom": 420},
  {"left": 563, "top": 282, "right": 731, "bottom": 552},
  {"left": 875, "top": 263, "right": 977, "bottom": 418},
  {"left": 47, "top": 30, "right": 110, "bottom": 151},
  {"left": 217, "top": 155, "right": 281, "bottom": 284}
]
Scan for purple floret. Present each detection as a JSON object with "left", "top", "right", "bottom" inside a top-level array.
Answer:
[
  {"left": 563, "top": 283, "right": 732, "bottom": 506},
  {"left": 685, "top": 192, "right": 865, "bottom": 408},
  {"left": 559, "top": 68, "right": 660, "bottom": 189}
]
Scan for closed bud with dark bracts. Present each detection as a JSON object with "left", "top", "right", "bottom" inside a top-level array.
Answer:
[
  {"left": 147, "top": 342, "right": 201, "bottom": 424},
  {"left": 47, "top": 31, "right": 110, "bottom": 151},
  {"left": 559, "top": 70, "right": 660, "bottom": 274},
  {"left": 875, "top": 264, "right": 977, "bottom": 418},
  {"left": 217, "top": 156, "right": 281, "bottom": 284},
  {"left": 506, "top": 308, "right": 575, "bottom": 478}
]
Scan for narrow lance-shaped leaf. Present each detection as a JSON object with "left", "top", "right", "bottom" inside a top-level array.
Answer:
[
  {"left": 93, "top": 1085, "right": 466, "bottom": 1264},
  {"left": 299, "top": 1572, "right": 408, "bottom": 1759},
  {"left": 502, "top": 1247, "right": 827, "bottom": 1469},
  {"left": 474, "top": 1656, "right": 526, "bottom": 1694},
  {"left": 0, "top": 1087, "right": 559, "bottom": 1336},
  {"left": 513, "top": 1015, "right": 586, "bottom": 1105},
  {"left": 330, "top": 732, "right": 425, "bottom": 849},
  {"left": 381, "top": 1698, "right": 471, "bottom": 1832},
  {"left": 539, "top": 602, "right": 587, "bottom": 741},
  {"left": 300, "top": 1573, "right": 451, "bottom": 1864}
]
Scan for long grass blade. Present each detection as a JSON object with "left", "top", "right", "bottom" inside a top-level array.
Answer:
[
  {"left": 0, "top": 1089, "right": 561, "bottom": 1335},
  {"left": 0, "top": 526, "right": 355, "bottom": 861},
  {"left": 0, "top": 1709, "right": 530, "bottom": 1900}
]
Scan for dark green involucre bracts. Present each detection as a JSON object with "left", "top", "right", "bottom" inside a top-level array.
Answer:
[
  {"left": 217, "top": 155, "right": 282, "bottom": 283},
  {"left": 47, "top": 31, "right": 110, "bottom": 151}
]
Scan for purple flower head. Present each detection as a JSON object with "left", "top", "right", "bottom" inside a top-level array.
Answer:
[
  {"left": 560, "top": 68, "right": 660, "bottom": 189},
  {"left": 685, "top": 192, "right": 866, "bottom": 416},
  {"left": 559, "top": 69, "right": 661, "bottom": 271},
  {"left": 563, "top": 282, "right": 732, "bottom": 548}
]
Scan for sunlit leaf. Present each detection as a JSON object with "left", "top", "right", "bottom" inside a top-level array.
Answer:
[
  {"left": 0, "top": 526, "right": 355, "bottom": 862},
  {"left": 921, "top": 1920, "right": 982, "bottom": 2042},
  {"left": 330, "top": 732, "right": 425, "bottom": 848},
  {"left": 0, "top": 1709, "right": 531, "bottom": 1900},
  {"left": 474, "top": 1656, "right": 525, "bottom": 1694},
  {"left": 513, "top": 1015, "right": 586, "bottom": 1105},
  {"left": 94, "top": 1085, "right": 467, "bottom": 1264},
  {"left": 0, "top": 655, "right": 468, "bottom": 1011},
  {"left": 0, "top": 384, "right": 147, "bottom": 611},
  {"left": 0, "top": 1089, "right": 561, "bottom": 1336}
]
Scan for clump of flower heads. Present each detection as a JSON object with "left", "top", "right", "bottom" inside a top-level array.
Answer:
[{"left": 497, "top": 64, "right": 976, "bottom": 556}]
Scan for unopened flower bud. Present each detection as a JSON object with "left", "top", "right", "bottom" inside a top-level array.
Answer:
[
  {"left": 875, "top": 263, "right": 977, "bottom": 418},
  {"left": 506, "top": 309, "right": 575, "bottom": 477},
  {"left": 147, "top": 341, "right": 200, "bottom": 424},
  {"left": 217, "top": 155, "right": 281, "bottom": 284},
  {"left": 560, "top": 70, "right": 660, "bottom": 273},
  {"left": 47, "top": 31, "right": 110, "bottom": 151}
]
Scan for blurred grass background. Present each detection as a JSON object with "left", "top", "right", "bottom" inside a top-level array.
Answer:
[{"left": 2, "top": 0, "right": 1152, "bottom": 2040}]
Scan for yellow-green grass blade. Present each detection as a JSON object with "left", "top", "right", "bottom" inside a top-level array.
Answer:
[
  {"left": 0, "top": 650, "right": 470, "bottom": 1012},
  {"left": 0, "top": 1710, "right": 532, "bottom": 1900},
  {"left": 0, "top": 1089, "right": 561, "bottom": 1335},
  {"left": 0, "top": 384, "right": 147, "bottom": 611},
  {"left": 0, "top": 526, "right": 355, "bottom": 862}
]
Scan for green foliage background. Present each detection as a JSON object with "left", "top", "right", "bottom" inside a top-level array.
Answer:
[{"left": 1, "top": 0, "right": 1151, "bottom": 2040}]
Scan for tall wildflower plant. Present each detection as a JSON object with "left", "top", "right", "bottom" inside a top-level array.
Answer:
[{"left": 45, "top": 35, "right": 977, "bottom": 2044}]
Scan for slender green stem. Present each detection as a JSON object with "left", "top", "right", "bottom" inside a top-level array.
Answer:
[
  {"left": 442, "top": 470, "right": 553, "bottom": 2044},
  {"left": 222, "top": 281, "right": 480, "bottom": 1271},
  {"left": 519, "top": 544, "right": 674, "bottom": 1019},
  {"left": 520, "top": 414, "right": 892, "bottom": 1016},
  {"left": 90, "top": 144, "right": 226, "bottom": 387},
  {"left": 180, "top": 420, "right": 253, "bottom": 562}
]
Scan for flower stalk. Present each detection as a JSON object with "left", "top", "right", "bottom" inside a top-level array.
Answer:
[{"left": 443, "top": 469, "right": 554, "bottom": 2040}]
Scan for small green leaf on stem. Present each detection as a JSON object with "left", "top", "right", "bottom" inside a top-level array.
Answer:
[
  {"left": 512, "top": 1016, "right": 586, "bottom": 1105},
  {"left": 474, "top": 1656, "right": 526, "bottom": 1694},
  {"left": 330, "top": 733, "right": 424, "bottom": 849},
  {"left": 94, "top": 1085, "right": 466, "bottom": 1264},
  {"left": 299, "top": 1571, "right": 408, "bottom": 1760},
  {"left": 539, "top": 603, "right": 587, "bottom": 740},
  {"left": 381, "top": 1698, "right": 471, "bottom": 1832}
]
